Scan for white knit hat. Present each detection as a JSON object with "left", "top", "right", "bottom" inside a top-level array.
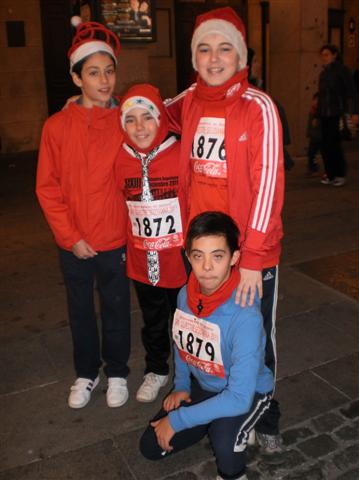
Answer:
[
  {"left": 120, "top": 95, "right": 160, "bottom": 129},
  {"left": 191, "top": 7, "right": 247, "bottom": 72}
]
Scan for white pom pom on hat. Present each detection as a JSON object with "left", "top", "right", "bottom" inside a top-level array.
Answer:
[
  {"left": 71, "top": 15, "right": 82, "bottom": 28},
  {"left": 191, "top": 7, "right": 248, "bottom": 72}
]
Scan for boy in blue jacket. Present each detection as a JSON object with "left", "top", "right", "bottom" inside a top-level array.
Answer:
[{"left": 140, "top": 211, "right": 274, "bottom": 480}]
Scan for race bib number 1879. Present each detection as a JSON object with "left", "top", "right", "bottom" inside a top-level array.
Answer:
[{"left": 172, "top": 309, "right": 225, "bottom": 378}]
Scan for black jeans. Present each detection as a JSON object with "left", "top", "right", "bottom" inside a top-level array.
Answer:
[
  {"left": 133, "top": 280, "right": 180, "bottom": 376},
  {"left": 59, "top": 246, "right": 130, "bottom": 380},
  {"left": 140, "top": 380, "right": 272, "bottom": 479},
  {"left": 320, "top": 116, "right": 346, "bottom": 180}
]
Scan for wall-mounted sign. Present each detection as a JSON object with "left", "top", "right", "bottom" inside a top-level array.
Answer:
[{"left": 100, "top": 0, "right": 156, "bottom": 42}]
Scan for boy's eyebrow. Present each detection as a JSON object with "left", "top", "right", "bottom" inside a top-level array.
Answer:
[
  {"left": 84, "top": 63, "right": 115, "bottom": 70},
  {"left": 190, "top": 248, "right": 226, "bottom": 254},
  {"left": 197, "top": 41, "right": 233, "bottom": 47},
  {"left": 125, "top": 111, "right": 154, "bottom": 119}
]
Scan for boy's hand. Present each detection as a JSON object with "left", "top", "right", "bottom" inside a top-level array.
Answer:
[
  {"left": 63, "top": 95, "right": 80, "bottom": 109},
  {"left": 72, "top": 239, "right": 98, "bottom": 259},
  {"left": 235, "top": 268, "right": 262, "bottom": 306},
  {"left": 163, "top": 391, "right": 191, "bottom": 412},
  {"left": 151, "top": 416, "right": 175, "bottom": 452}
]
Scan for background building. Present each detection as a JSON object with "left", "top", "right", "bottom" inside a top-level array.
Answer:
[{"left": 1, "top": 0, "right": 358, "bottom": 155}]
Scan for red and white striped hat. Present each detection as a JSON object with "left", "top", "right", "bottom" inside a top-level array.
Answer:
[{"left": 68, "top": 17, "right": 121, "bottom": 72}]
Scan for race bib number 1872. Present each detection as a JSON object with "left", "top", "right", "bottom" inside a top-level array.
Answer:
[{"left": 127, "top": 197, "right": 183, "bottom": 251}]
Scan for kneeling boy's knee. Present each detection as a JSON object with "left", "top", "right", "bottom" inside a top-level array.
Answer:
[{"left": 139, "top": 429, "right": 163, "bottom": 461}]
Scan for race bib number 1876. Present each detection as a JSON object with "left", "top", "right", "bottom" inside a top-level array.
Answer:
[{"left": 191, "top": 117, "right": 227, "bottom": 179}]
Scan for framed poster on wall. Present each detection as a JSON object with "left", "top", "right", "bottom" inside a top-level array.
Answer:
[{"left": 99, "top": 0, "right": 156, "bottom": 42}]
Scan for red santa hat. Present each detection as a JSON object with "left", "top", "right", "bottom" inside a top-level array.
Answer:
[
  {"left": 68, "top": 17, "right": 121, "bottom": 72},
  {"left": 191, "top": 7, "right": 247, "bottom": 72},
  {"left": 119, "top": 83, "right": 169, "bottom": 154}
]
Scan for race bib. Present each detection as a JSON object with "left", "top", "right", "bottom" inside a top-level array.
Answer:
[
  {"left": 127, "top": 197, "right": 183, "bottom": 251},
  {"left": 191, "top": 117, "right": 227, "bottom": 179},
  {"left": 172, "top": 309, "right": 224, "bottom": 378}
]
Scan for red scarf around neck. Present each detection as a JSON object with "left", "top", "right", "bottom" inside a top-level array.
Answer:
[
  {"left": 187, "top": 267, "right": 240, "bottom": 317},
  {"left": 193, "top": 68, "right": 249, "bottom": 107}
]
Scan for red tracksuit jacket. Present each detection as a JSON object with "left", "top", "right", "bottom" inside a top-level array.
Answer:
[{"left": 165, "top": 82, "right": 284, "bottom": 271}]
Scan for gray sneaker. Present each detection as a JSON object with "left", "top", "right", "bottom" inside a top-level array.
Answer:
[{"left": 256, "top": 432, "right": 285, "bottom": 454}]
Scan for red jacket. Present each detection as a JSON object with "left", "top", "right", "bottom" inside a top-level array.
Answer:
[
  {"left": 117, "top": 137, "right": 187, "bottom": 288},
  {"left": 36, "top": 102, "right": 127, "bottom": 251},
  {"left": 166, "top": 83, "right": 284, "bottom": 271}
]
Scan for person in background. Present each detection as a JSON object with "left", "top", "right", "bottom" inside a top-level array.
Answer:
[
  {"left": 318, "top": 44, "right": 359, "bottom": 187},
  {"left": 36, "top": 19, "right": 130, "bottom": 410},
  {"left": 306, "top": 92, "right": 322, "bottom": 176}
]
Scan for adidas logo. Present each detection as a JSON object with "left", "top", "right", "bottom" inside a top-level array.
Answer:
[
  {"left": 263, "top": 271, "right": 274, "bottom": 281},
  {"left": 239, "top": 132, "right": 248, "bottom": 142}
]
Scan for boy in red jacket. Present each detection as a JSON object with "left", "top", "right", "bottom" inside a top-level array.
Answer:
[
  {"left": 165, "top": 7, "right": 285, "bottom": 452},
  {"left": 36, "top": 21, "right": 130, "bottom": 409},
  {"left": 117, "top": 84, "right": 187, "bottom": 403}
]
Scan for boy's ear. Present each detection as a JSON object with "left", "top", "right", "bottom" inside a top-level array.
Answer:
[
  {"left": 71, "top": 73, "right": 83, "bottom": 89},
  {"left": 230, "top": 250, "right": 240, "bottom": 266}
]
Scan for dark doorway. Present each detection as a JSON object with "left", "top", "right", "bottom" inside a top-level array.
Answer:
[
  {"left": 328, "top": 8, "right": 344, "bottom": 52},
  {"left": 40, "top": 0, "right": 78, "bottom": 115},
  {"left": 174, "top": 0, "right": 247, "bottom": 93}
]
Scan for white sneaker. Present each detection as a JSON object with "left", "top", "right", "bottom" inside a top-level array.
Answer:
[
  {"left": 320, "top": 175, "right": 333, "bottom": 185},
  {"left": 68, "top": 377, "right": 99, "bottom": 409},
  {"left": 332, "top": 176, "right": 346, "bottom": 187},
  {"left": 136, "top": 372, "right": 168, "bottom": 403},
  {"left": 106, "top": 377, "right": 129, "bottom": 408}
]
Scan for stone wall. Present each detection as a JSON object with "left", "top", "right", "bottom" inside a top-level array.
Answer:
[{"left": 0, "top": 0, "right": 47, "bottom": 153}]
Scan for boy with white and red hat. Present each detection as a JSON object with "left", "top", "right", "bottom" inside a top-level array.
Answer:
[
  {"left": 36, "top": 19, "right": 130, "bottom": 410},
  {"left": 117, "top": 83, "right": 187, "bottom": 403},
  {"left": 165, "top": 6, "right": 285, "bottom": 454}
]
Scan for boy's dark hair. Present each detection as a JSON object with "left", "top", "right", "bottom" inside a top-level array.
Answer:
[
  {"left": 320, "top": 44, "right": 342, "bottom": 62},
  {"left": 72, "top": 52, "right": 116, "bottom": 78},
  {"left": 185, "top": 211, "right": 239, "bottom": 255}
]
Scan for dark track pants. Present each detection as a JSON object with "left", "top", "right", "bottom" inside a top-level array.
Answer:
[
  {"left": 255, "top": 266, "right": 281, "bottom": 435},
  {"left": 140, "top": 380, "right": 272, "bottom": 479}
]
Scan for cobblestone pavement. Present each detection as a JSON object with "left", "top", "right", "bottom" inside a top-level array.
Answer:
[{"left": 1, "top": 144, "right": 359, "bottom": 480}]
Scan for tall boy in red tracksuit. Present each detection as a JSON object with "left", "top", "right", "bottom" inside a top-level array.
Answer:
[
  {"left": 36, "top": 20, "right": 130, "bottom": 410},
  {"left": 165, "top": 7, "right": 285, "bottom": 451},
  {"left": 117, "top": 84, "right": 187, "bottom": 403}
]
